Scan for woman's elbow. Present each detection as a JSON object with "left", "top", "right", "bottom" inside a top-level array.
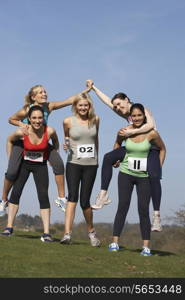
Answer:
[{"left": 8, "top": 117, "right": 13, "bottom": 124}]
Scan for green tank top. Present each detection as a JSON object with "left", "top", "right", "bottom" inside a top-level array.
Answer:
[{"left": 120, "top": 138, "right": 151, "bottom": 177}]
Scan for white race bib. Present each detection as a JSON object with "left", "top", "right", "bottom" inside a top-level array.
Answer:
[
  {"left": 128, "top": 157, "right": 147, "bottom": 172},
  {"left": 24, "top": 151, "right": 44, "bottom": 162},
  {"left": 77, "top": 144, "right": 95, "bottom": 158}
]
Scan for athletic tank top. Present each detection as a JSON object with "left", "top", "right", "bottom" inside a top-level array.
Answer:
[
  {"left": 22, "top": 104, "right": 49, "bottom": 125},
  {"left": 120, "top": 138, "right": 151, "bottom": 177},
  {"left": 67, "top": 116, "right": 98, "bottom": 166},
  {"left": 23, "top": 126, "right": 49, "bottom": 162}
]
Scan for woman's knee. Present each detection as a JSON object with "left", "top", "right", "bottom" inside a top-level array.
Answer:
[
  {"left": 80, "top": 203, "right": 90, "bottom": 210},
  {"left": 103, "top": 152, "right": 114, "bottom": 165},
  {"left": 49, "top": 155, "right": 65, "bottom": 175}
]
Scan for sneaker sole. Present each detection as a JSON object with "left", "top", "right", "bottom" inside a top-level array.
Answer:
[
  {"left": 60, "top": 239, "right": 72, "bottom": 245},
  {"left": 40, "top": 237, "right": 53, "bottom": 242},
  {"left": 1, "top": 233, "right": 13, "bottom": 236},
  {"left": 151, "top": 229, "right": 162, "bottom": 232},
  {"left": 91, "top": 206, "right": 102, "bottom": 210},
  {"left": 91, "top": 200, "right": 111, "bottom": 210}
]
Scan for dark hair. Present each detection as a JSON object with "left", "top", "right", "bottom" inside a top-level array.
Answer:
[
  {"left": 28, "top": 105, "right": 44, "bottom": 119},
  {"left": 111, "top": 92, "right": 131, "bottom": 104},
  {"left": 130, "top": 103, "right": 146, "bottom": 124}
]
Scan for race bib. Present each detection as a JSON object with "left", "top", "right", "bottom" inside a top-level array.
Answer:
[
  {"left": 77, "top": 144, "right": 95, "bottom": 158},
  {"left": 24, "top": 151, "right": 44, "bottom": 162},
  {"left": 128, "top": 157, "right": 147, "bottom": 172}
]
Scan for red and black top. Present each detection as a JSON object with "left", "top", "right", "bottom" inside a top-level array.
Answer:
[{"left": 23, "top": 126, "right": 49, "bottom": 162}]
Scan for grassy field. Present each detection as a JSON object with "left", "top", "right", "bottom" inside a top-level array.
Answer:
[{"left": 0, "top": 230, "right": 185, "bottom": 278}]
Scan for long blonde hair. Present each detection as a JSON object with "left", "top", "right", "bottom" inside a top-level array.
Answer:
[
  {"left": 72, "top": 93, "right": 96, "bottom": 127},
  {"left": 24, "top": 85, "right": 44, "bottom": 105}
]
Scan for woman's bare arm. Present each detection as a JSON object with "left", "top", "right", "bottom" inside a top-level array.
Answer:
[{"left": 48, "top": 87, "right": 92, "bottom": 111}]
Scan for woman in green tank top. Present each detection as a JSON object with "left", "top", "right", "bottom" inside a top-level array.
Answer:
[{"left": 109, "top": 103, "right": 166, "bottom": 256}]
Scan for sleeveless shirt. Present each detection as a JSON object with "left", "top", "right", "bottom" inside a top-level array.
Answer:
[
  {"left": 67, "top": 116, "right": 98, "bottom": 166},
  {"left": 120, "top": 138, "right": 151, "bottom": 177},
  {"left": 23, "top": 126, "right": 49, "bottom": 162}
]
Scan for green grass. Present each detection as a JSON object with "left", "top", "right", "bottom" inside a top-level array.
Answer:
[{"left": 0, "top": 231, "right": 185, "bottom": 278}]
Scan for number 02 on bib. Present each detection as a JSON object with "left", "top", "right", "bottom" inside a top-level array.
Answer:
[{"left": 77, "top": 144, "right": 95, "bottom": 158}]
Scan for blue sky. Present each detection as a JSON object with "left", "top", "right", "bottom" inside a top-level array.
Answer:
[{"left": 0, "top": 0, "right": 184, "bottom": 225}]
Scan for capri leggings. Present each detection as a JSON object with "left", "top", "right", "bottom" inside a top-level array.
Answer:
[
  {"left": 66, "top": 162, "right": 98, "bottom": 209},
  {"left": 5, "top": 140, "right": 64, "bottom": 181},
  {"left": 113, "top": 172, "right": 151, "bottom": 240},
  {"left": 101, "top": 146, "right": 161, "bottom": 211},
  {"left": 9, "top": 160, "right": 50, "bottom": 209}
]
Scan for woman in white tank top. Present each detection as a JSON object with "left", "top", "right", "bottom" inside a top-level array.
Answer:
[{"left": 60, "top": 93, "right": 101, "bottom": 247}]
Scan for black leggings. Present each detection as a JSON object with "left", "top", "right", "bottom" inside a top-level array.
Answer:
[
  {"left": 5, "top": 140, "right": 64, "bottom": 181},
  {"left": 101, "top": 147, "right": 161, "bottom": 211},
  {"left": 113, "top": 172, "right": 151, "bottom": 240},
  {"left": 9, "top": 161, "right": 50, "bottom": 209},
  {"left": 66, "top": 162, "right": 98, "bottom": 209}
]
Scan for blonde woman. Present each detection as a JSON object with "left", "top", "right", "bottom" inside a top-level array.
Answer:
[
  {"left": 61, "top": 93, "right": 100, "bottom": 247},
  {"left": 0, "top": 85, "right": 91, "bottom": 216}
]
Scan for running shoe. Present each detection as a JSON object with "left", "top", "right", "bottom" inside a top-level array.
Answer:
[
  {"left": 60, "top": 233, "right": 72, "bottom": 244},
  {"left": 140, "top": 247, "right": 152, "bottom": 256},
  {"left": 1, "top": 227, "right": 13, "bottom": 236},
  {"left": 88, "top": 231, "right": 100, "bottom": 247},
  {"left": 151, "top": 211, "right": 162, "bottom": 232},
  {"left": 108, "top": 242, "right": 119, "bottom": 252},
  {"left": 54, "top": 197, "right": 67, "bottom": 212},
  {"left": 40, "top": 233, "right": 53, "bottom": 242},
  {"left": 91, "top": 192, "right": 111, "bottom": 210},
  {"left": 0, "top": 200, "right": 8, "bottom": 217}
]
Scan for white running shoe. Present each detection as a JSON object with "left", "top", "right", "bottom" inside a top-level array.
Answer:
[
  {"left": 40, "top": 233, "right": 53, "bottom": 243},
  {"left": 88, "top": 231, "right": 100, "bottom": 247},
  {"left": 91, "top": 192, "right": 111, "bottom": 210},
  {"left": 55, "top": 197, "right": 67, "bottom": 212},
  {"left": 140, "top": 247, "right": 152, "bottom": 256},
  {"left": 0, "top": 200, "right": 8, "bottom": 217},
  {"left": 151, "top": 212, "right": 162, "bottom": 232},
  {"left": 60, "top": 233, "right": 72, "bottom": 244},
  {"left": 108, "top": 242, "right": 119, "bottom": 252}
]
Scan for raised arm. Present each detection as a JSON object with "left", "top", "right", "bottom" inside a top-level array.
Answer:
[
  {"left": 86, "top": 80, "right": 128, "bottom": 120},
  {"left": 86, "top": 80, "right": 113, "bottom": 109},
  {"left": 6, "top": 129, "right": 24, "bottom": 157},
  {"left": 48, "top": 87, "right": 92, "bottom": 112}
]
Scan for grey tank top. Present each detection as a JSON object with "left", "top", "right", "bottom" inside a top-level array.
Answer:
[{"left": 67, "top": 116, "right": 98, "bottom": 166}]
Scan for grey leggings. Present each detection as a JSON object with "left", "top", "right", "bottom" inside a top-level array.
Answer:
[
  {"left": 113, "top": 172, "right": 151, "bottom": 240},
  {"left": 5, "top": 140, "right": 64, "bottom": 181}
]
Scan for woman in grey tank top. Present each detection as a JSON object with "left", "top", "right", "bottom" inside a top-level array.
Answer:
[{"left": 60, "top": 93, "right": 100, "bottom": 247}]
